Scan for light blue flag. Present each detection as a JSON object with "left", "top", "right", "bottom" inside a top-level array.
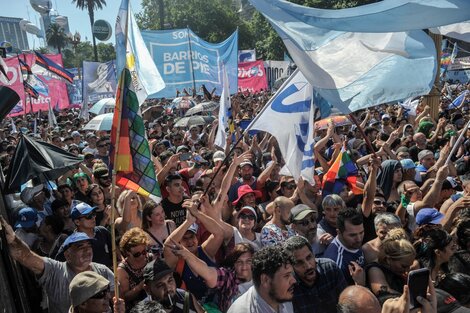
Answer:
[
  {"left": 431, "top": 21, "right": 470, "bottom": 42},
  {"left": 448, "top": 90, "right": 468, "bottom": 110},
  {"left": 263, "top": 0, "right": 470, "bottom": 33},
  {"left": 248, "top": 69, "right": 316, "bottom": 185},
  {"left": 249, "top": 0, "right": 437, "bottom": 113},
  {"left": 116, "top": 0, "right": 165, "bottom": 105}
]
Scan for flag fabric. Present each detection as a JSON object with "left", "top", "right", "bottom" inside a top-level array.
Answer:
[
  {"left": 322, "top": 148, "right": 363, "bottom": 197},
  {"left": 248, "top": 0, "right": 437, "bottom": 113},
  {"left": 249, "top": 69, "right": 315, "bottom": 185},
  {"left": 19, "top": 58, "right": 49, "bottom": 97},
  {"left": 214, "top": 65, "right": 232, "bottom": 149},
  {"left": 400, "top": 97, "right": 419, "bottom": 116},
  {"left": 448, "top": 90, "right": 468, "bottom": 110},
  {"left": 111, "top": 0, "right": 165, "bottom": 201},
  {"left": 23, "top": 81, "right": 39, "bottom": 99},
  {"left": 33, "top": 51, "right": 74, "bottom": 84},
  {"left": 11, "top": 119, "right": 17, "bottom": 133},
  {"left": 79, "top": 100, "right": 89, "bottom": 122},
  {"left": 48, "top": 101, "right": 58, "bottom": 127},
  {"left": 430, "top": 21, "right": 470, "bottom": 43},
  {"left": 0, "top": 55, "right": 8, "bottom": 81},
  {"left": 115, "top": 0, "right": 165, "bottom": 104}
]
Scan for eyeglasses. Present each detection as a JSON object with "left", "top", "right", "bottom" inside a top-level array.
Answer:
[
  {"left": 239, "top": 213, "right": 256, "bottom": 220},
  {"left": 295, "top": 218, "right": 316, "bottom": 227},
  {"left": 131, "top": 248, "right": 148, "bottom": 258},
  {"left": 283, "top": 183, "right": 296, "bottom": 190},
  {"left": 90, "top": 286, "right": 110, "bottom": 299},
  {"left": 374, "top": 200, "right": 386, "bottom": 206},
  {"left": 81, "top": 212, "right": 96, "bottom": 220}
]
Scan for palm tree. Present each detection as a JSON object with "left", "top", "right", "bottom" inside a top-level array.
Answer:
[
  {"left": 46, "top": 23, "right": 69, "bottom": 54},
  {"left": 71, "top": 0, "right": 107, "bottom": 61}
]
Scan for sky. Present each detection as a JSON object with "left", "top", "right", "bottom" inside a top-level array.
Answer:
[{"left": 2, "top": 0, "right": 143, "bottom": 48}]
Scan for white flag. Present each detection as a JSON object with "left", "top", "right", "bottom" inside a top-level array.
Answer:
[
  {"left": 214, "top": 65, "right": 231, "bottom": 149},
  {"left": 48, "top": 101, "right": 57, "bottom": 127},
  {"left": 249, "top": 69, "right": 315, "bottom": 185}
]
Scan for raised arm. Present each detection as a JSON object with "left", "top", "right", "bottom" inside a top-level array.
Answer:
[
  {"left": 414, "top": 165, "right": 449, "bottom": 213},
  {"left": 0, "top": 216, "right": 45, "bottom": 275},
  {"left": 163, "top": 210, "right": 195, "bottom": 268},
  {"left": 361, "top": 156, "right": 381, "bottom": 218},
  {"left": 257, "top": 147, "right": 278, "bottom": 187},
  {"left": 156, "top": 153, "right": 180, "bottom": 186}
]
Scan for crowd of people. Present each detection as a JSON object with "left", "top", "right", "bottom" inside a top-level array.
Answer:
[{"left": 0, "top": 81, "right": 469, "bottom": 313}]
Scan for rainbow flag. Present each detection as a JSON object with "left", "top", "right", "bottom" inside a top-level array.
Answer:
[
  {"left": 322, "top": 148, "right": 363, "bottom": 197},
  {"left": 110, "top": 0, "right": 165, "bottom": 201}
]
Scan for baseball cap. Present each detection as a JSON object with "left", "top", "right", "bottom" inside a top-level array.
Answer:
[
  {"left": 187, "top": 223, "right": 199, "bottom": 234},
  {"left": 60, "top": 232, "right": 94, "bottom": 252},
  {"left": 290, "top": 204, "right": 317, "bottom": 223},
  {"left": 400, "top": 159, "right": 416, "bottom": 170},
  {"left": 213, "top": 151, "right": 226, "bottom": 163},
  {"left": 143, "top": 259, "right": 174, "bottom": 283},
  {"left": 20, "top": 184, "right": 44, "bottom": 205},
  {"left": 71, "top": 202, "right": 96, "bottom": 220},
  {"left": 436, "top": 289, "right": 470, "bottom": 313},
  {"left": 444, "top": 177, "right": 463, "bottom": 191},
  {"left": 176, "top": 145, "right": 189, "bottom": 153},
  {"left": 416, "top": 208, "right": 444, "bottom": 226},
  {"left": 69, "top": 271, "right": 110, "bottom": 308},
  {"left": 239, "top": 159, "right": 253, "bottom": 168},
  {"left": 14, "top": 207, "right": 38, "bottom": 229},
  {"left": 236, "top": 206, "right": 258, "bottom": 220},
  {"left": 418, "top": 150, "right": 434, "bottom": 162},
  {"left": 382, "top": 114, "right": 390, "bottom": 120},
  {"left": 86, "top": 132, "right": 97, "bottom": 139},
  {"left": 71, "top": 131, "right": 81, "bottom": 138}
]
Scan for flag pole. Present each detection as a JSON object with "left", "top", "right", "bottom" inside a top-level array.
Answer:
[
  {"left": 109, "top": 2, "right": 131, "bottom": 300},
  {"left": 347, "top": 113, "right": 378, "bottom": 158},
  {"left": 187, "top": 26, "right": 197, "bottom": 96},
  {"left": 445, "top": 119, "right": 470, "bottom": 165}
]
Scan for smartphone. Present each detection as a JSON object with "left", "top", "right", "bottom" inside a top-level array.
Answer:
[
  {"left": 179, "top": 152, "right": 192, "bottom": 161},
  {"left": 193, "top": 155, "right": 207, "bottom": 164},
  {"left": 407, "top": 268, "right": 430, "bottom": 309}
]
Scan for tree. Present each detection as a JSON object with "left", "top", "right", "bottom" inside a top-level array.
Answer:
[
  {"left": 71, "top": 0, "right": 107, "bottom": 62},
  {"left": 46, "top": 23, "right": 69, "bottom": 54},
  {"left": 97, "top": 43, "right": 116, "bottom": 62}
]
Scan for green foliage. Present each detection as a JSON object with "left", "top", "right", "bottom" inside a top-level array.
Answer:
[
  {"left": 136, "top": 0, "right": 380, "bottom": 61},
  {"left": 71, "top": 0, "right": 107, "bottom": 61},
  {"left": 46, "top": 23, "right": 69, "bottom": 54},
  {"left": 62, "top": 41, "right": 114, "bottom": 69}
]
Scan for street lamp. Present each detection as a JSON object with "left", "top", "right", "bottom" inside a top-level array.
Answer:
[{"left": 69, "top": 31, "right": 81, "bottom": 79}]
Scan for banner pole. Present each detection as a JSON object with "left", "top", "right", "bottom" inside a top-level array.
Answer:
[{"left": 187, "top": 26, "right": 197, "bottom": 96}]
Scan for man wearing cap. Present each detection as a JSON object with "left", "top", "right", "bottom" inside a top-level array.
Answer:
[
  {"left": 14, "top": 207, "right": 39, "bottom": 248},
  {"left": 141, "top": 259, "right": 204, "bottom": 313},
  {"left": 94, "top": 137, "right": 110, "bottom": 167},
  {"left": 83, "top": 133, "right": 98, "bottom": 155},
  {"left": 69, "top": 271, "right": 124, "bottom": 313},
  {"left": 401, "top": 158, "right": 418, "bottom": 182},
  {"left": 67, "top": 202, "right": 113, "bottom": 267},
  {"left": 212, "top": 150, "right": 225, "bottom": 168},
  {"left": 0, "top": 216, "right": 114, "bottom": 313},
  {"left": 260, "top": 196, "right": 296, "bottom": 247},
  {"left": 284, "top": 236, "right": 347, "bottom": 313},
  {"left": 71, "top": 130, "right": 85, "bottom": 149},
  {"left": 416, "top": 150, "right": 436, "bottom": 182},
  {"left": 20, "top": 184, "right": 51, "bottom": 226},
  {"left": 290, "top": 204, "right": 318, "bottom": 246},
  {"left": 93, "top": 164, "right": 115, "bottom": 205}
]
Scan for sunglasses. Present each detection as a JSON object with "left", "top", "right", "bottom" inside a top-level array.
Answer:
[
  {"left": 90, "top": 286, "right": 110, "bottom": 299},
  {"left": 81, "top": 212, "right": 96, "bottom": 220},
  {"left": 97, "top": 144, "right": 110, "bottom": 148},
  {"left": 295, "top": 218, "right": 316, "bottom": 227},
  {"left": 283, "top": 183, "right": 296, "bottom": 190},
  {"left": 131, "top": 248, "right": 148, "bottom": 258},
  {"left": 374, "top": 200, "right": 386, "bottom": 206},
  {"left": 239, "top": 213, "right": 256, "bottom": 220}
]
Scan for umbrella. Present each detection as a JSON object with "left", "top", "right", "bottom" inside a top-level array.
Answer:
[
  {"left": 170, "top": 97, "right": 196, "bottom": 110},
  {"left": 315, "top": 115, "right": 352, "bottom": 130},
  {"left": 185, "top": 101, "right": 219, "bottom": 116},
  {"left": 83, "top": 113, "right": 114, "bottom": 131},
  {"left": 174, "top": 116, "right": 215, "bottom": 128},
  {"left": 89, "top": 98, "right": 115, "bottom": 115},
  {"left": 4, "top": 134, "right": 83, "bottom": 192}
]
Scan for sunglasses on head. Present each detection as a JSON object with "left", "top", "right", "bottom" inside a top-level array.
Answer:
[
  {"left": 131, "top": 248, "right": 148, "bottom": 258},
  {"left": 81, "top": 212, "right": 96, "bottom": 220},
  {"left": 90, "top": 286, "right": 110, "bottom": 299},
  {"left": 295, "top": 217, "right": 316, "bottom": 227},
  {"left": 239, "top": 213, "right": 256, "bottom": 220}
]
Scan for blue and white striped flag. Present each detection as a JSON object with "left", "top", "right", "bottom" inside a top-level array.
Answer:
[
  {"left": 214, "top": 65, "right": 231, "bottom": 149},
  {"left": 248, "top": 0, "right": 437, "bottom": 113},
  {"left": 448, "top": 90, "right": 468, "bottom": 110},
  {"left": 249, "top": 69, "right": 316, "bottom": 185}
]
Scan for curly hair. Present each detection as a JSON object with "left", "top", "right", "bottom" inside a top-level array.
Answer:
[
  {"left": 119, "top": 227, "right": 149, "bottom": 255},
  {"left": 252, "top": 245, "right": 294, "bottom": 288}
]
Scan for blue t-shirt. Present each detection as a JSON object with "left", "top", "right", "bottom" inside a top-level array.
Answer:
[{"left": 323, "top": 237, "right": 365, "bottom": 285}]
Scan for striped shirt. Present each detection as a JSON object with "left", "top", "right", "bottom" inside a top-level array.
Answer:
[{"left": 323, "top": 237, "right": 365, "bottom": 285}]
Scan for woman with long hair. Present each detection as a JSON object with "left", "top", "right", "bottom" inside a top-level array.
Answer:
[
  {"left": 414, "top": 225, "right": 457, "bottom": 282},
  {"left": 141, "top": 200, "right": 176, "bottom": 259},
  {"left": 86, "top": 184, "right": 112, "bottom": 227},
  {"left": 72, "top": 172, "right": 92, "bottom": 204},
  {"left": 117, "top": 227, "right": 150, "bottom": 312},
  {"left": 377, "top": 160, "right": 403, "bottom": 203}
]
